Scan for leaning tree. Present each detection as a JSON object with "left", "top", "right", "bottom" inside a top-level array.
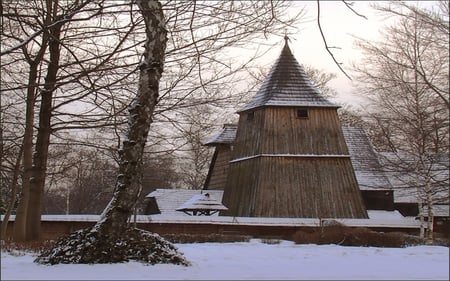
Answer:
[
  {"left": 35, "top": 0, "right": 189, "bottom": 265},
  {"left": 33, "top": 0, "right": 300, "bottom": 265}
]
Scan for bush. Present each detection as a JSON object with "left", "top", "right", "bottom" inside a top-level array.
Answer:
[
  {"left": 290, "top": 225, "right": 431, "bottom": 248},
  {"left": 1, "top": 240, "right": 56, "bottom": 256},
  {"left": 35, "top": 227, "right": 190, "bottom": 265},
  {"left": 162, "top": 233, "right": 251, "bottom": 244}
]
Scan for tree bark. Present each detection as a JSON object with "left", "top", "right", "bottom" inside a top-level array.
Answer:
[
  {"left": 92, "top": 0, "right": 167, "bottom": 237},
  {"left": 12, "top": 0, "right": 53, "bottom": 241},
  {"left": 26, "top": 20, "right": 63, "bottom": 241},
  {"left": 12, "top": 64, "right": 37, "bottom": 241},
  {"left": 1, "top": 145, "right": 23, "bottom": 240}
]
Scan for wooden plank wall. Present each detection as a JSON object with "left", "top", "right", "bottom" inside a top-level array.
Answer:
[
  {"left": 233, "top": 107, "right": 349, "bottom": 157},
  {"left": 222, "top": 157, "right": 368, "bottom": 218},
  {"left": 222, "top": 106, "right": 368, "bottom": 219},
  {"left": 204, "top": 145, "right": 232, "bottom": 190}
]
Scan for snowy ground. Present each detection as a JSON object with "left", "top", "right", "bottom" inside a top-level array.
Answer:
[{"left": 1, "top": 239, "right": 448, "bottom": 280}]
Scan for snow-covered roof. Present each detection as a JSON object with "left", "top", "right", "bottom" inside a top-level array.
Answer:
[
  {"left": 0, "top": 209, "right": 424, "bottom": 228},
  {"left": 342, "top": 127, "right": 393, "bottom": 191},
  {"left": 378, "top": 152, "right": 449, "bottom": 205},
  {"left": 422, "top": 205, "right": 449, "bottom": 217},
  {"left": 204, "top": 124, "right": 238, "bottom": 146},
  {"left": 239, "top": 40, "right": 338, "bottom": 113},
  {"left": 176, "top": 193, "right": 228, "bottom": 213},
  {"left": 146, "top": 189, "right": 225, "bottom": 217},
  {"left": 139, "top": 189, "right": 430, "bottom": 228}
]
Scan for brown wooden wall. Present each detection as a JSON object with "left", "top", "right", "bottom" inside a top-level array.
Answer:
[
  {"left": 204, "top": 145, "right": 232, "bottom": 190},
  {"left": 221, "top": 106, "right": 367, "bottom": 219},
  {"left": 222, "top": 157, "right": 368, "bottom": 218},
  {"left": 233, "top": 107, "right": 349, "bottom": 158}
]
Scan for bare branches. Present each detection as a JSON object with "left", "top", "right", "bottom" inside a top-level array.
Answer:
[
  {"left": 352, "top": 1, "right": 449, "bottom": 240},
  {"left": 342, "top": 1, "right": 368, "bottom": 19},
  {"left": 316, "top": 0, "right": 352, "bottom": 80}
]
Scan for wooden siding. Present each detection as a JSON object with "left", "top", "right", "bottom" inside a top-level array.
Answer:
[
  {"left": 221, "top": 157, "right": 368, "bottom": 218},
  {"left": 203, "top": 145, "right": 232, "bottom": 190},
  {"left": 221, "top": 106, "right": 368, "bottom": 219},
  {"left": 233, "top": 107, "right": 349, "bottom": 158}
]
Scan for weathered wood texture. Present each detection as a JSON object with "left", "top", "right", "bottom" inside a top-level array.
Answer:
[
  {"left": 233, "top": 107, "right": 349, "bottom": 157},
  {"left": 204, "top": 145, "right": 232, "bottom": 190},
  {"left": 221, "top": 107, "right": 368, "bottom": 218},
  {"left": 222, "top": 156, "right": 367, "bottom": 218}
]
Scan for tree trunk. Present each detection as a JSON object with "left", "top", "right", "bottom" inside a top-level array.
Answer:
[
  {"left": 92, "top": 0, "right": 167, "bottom": 237},
  {"left": 12, "top": 64, "right": 38, "bottom": 242},
  {"left": 1, "top": 145, "right": 23, "bottom": 240},
  {"left": 35, "top": 0, "right": 188, "bottom": 266},
  {"left": 12, "top": 0, "right": 53, "bottom": 241},
  {"left": 26, "top": 22, "right": 63, "bottom": 241},
  {"left": 425, "top": 180, "right": 434, "bottom": 244}
]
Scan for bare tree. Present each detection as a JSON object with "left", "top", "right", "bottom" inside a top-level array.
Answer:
[
  {"left": 353, "top": 1, "right": 449, "bottom": 242},
  {"left": 373, "top": 1, "right": 449, "bottom": 108},
  {"left": 1, "top": 0, "right": 143, "bottom": 241},
  {"left": 34, "top": 0, "right": 192, "bottom": 265},
  {"left": 31, "top": 0, "right": 305, "bottom": 264},
  {"left": 175, "top": 104, "right": 221, "bottom": 189},
  {"left": 1, "top": 0, "right": 301, "bottom": 242}
]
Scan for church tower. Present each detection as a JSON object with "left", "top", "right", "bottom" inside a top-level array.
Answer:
[{"left": 220, "top": 39, "right": 368, "bottom": 218}]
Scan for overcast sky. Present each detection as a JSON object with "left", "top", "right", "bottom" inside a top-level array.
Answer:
[
  {"left": 254, "top": 1, "right": 440, "bottom": 106},
  {"left": 256, "top": 1, "right": 389, "bottom": 106}
]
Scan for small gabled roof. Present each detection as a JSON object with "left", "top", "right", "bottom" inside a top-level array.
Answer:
[
  {"left": 146, "top": 189, "right": 225, "bottom": 217},
  {"left": 204, "top": 124, "right": 238, "bottom": 146},
  {"left": 176, "top": 193, "right": 228, "bottom": 213},
  {"left": 239, "top": 38, "right": 338, "bottom": 113}
]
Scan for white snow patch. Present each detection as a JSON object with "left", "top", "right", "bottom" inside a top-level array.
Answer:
[{"left": 1, "top": 240, "right": 448, "bottom": 280}]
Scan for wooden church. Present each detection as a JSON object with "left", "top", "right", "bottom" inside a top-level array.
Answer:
[{"left": 204, "top": 38, "right": 368, "bottom": 219}]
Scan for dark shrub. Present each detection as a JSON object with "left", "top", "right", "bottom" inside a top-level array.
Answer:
[
  {"left": 162, "top": 233, "right": 251, "bottom": 243},
  {"left": 291, "top": 225, "right": 433, "bottom": 248}
]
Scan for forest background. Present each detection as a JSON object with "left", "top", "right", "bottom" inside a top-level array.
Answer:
[{"left": 1, "top": 0, "right": 448, "bottom": 243}]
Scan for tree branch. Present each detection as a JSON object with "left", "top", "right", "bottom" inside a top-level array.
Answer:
[{"left": 316, "top": 0, "right": 352, "bottom": 80}]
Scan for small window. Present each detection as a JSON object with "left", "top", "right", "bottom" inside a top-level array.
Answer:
[
  {"left": 247, "top": 112, "right": 254, "bottom": 121},
  {"left": 297, "top": 109, "right": 309, "bottom": 119}
]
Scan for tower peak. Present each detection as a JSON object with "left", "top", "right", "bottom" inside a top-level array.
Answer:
[{"left": 284, "top": 35, "right": 290, "bottom": 45}]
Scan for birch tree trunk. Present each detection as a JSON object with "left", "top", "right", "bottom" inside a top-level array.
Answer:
[
  {"left": 92, "top": 0, "right": 167, "bottom": 237},
  {"left": 425, "top": 179, "right": 434, "bottom": 244},
  {"left": 35, "top": 1, "right": 188, "bottom": 265}
]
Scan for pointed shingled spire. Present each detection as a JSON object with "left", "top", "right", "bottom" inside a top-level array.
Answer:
[{"left": 239, "top": 38, "right": 338, "bottom": 113}]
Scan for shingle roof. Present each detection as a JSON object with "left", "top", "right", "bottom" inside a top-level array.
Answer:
[
  {"left": 204, "top": 124, "right": 238, "bottom": 146},
  {"left": 342, "top": 127, "right": 393, "bottom": 190},
  {"left": 239, "top": 40, "right": 338, "bottom": 113},
  {"left": 146, "top": 189, "right": 225, "bottom": 217}
]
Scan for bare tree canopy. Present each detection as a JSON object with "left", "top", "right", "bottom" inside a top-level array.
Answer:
[
  {"left": 1, "top": 0, "right": 301, "bottom": 242},
  {"left": 352, "top": 0, "right": 449, "bottom": 242}
]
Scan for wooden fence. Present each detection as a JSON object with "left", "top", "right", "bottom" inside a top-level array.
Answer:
[{"left": 1, "top": 215, "right": 425, "bottom": 241}]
